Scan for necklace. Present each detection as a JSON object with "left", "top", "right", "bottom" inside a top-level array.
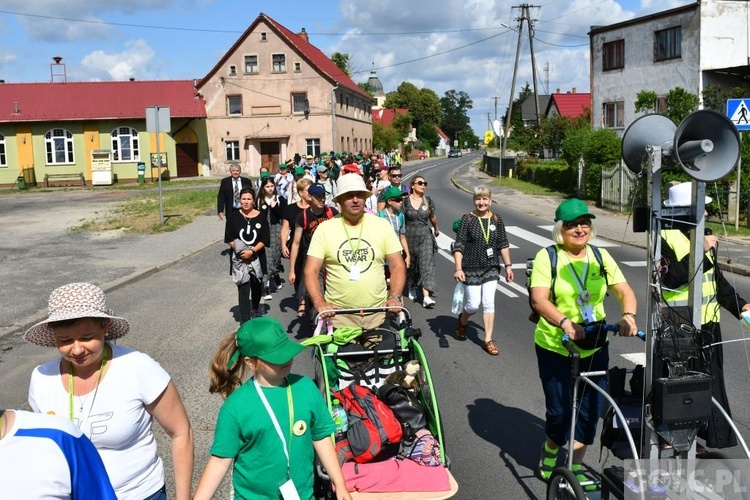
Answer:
[{"left": 68, "top": 344, "right": 109, "bottom": 422}]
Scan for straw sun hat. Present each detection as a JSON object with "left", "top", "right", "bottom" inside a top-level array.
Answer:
[{"left": 24, "top": 282, "right": 130, "bottom": 347}]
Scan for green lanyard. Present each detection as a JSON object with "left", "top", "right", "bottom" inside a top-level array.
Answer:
[
  {"left": 476, "top": 213, "right": 492, "bottom": 244},
  {"left": 68, "top": 344, "right": 108, "bottom": 422},
  {"left": 342, "top": 216, "right": 365, "bottom": 263}
]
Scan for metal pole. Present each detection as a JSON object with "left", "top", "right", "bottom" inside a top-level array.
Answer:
[
  {"left": 502, "top": 13, "right": 524, "bottom": 159},
  {"left": 736, "top": 137, "right": 741, "bottom": 230},
  {"left": 156, "top": 108, "right": 164, "bottom": 224}
]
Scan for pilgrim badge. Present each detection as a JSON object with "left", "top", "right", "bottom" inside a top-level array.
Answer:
[
  {"left": 576, "top": 290, "right": 591, "bottom": 306},
  {"left": 293, "top": 420, "right": 307, "bottom": 436}
]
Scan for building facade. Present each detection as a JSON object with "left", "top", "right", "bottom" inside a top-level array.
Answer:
[{"left": 198, "top": 13, "right": 374, "bottom": 177}]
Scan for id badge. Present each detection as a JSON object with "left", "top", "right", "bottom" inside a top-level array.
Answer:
[
  {"left": 279, "top": 479, "right": 301, "bottom": 500},
  {"left": 486, "top": 248, "right": 494, "bottom": 258},
  {"left": 349, "top": 264, "right": 361, "bottom": 281},
  {"left": 581, "top": 304, "right": 597, "bottom": 324}
]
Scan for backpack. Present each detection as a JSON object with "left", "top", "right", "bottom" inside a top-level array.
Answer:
[
  {"left": 302, "top": 206, "right": 334, "bottom": 230},
  {"left": 526, "top": 244, "right": 608, "bottom": 323},
  {"left": 332, "top": 384, "right": 403, "bottom": 463}
]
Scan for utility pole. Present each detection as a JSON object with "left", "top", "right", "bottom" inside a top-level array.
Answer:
[
  {"left": 501, "top": 4, "right": 541, "bottom": 159},
  {"left": 491, "top": 96, "right": 501, "bottom": 121}
]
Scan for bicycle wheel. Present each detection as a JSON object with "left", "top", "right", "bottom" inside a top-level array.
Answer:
[{"left": 547, "top": 467, "right": 586, "bottom": 500}]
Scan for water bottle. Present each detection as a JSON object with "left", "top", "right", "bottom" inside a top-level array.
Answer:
[
  {"left": 331, "top": 399, "right": 348, "bottom": 437},
  {"left": 451, "top": 282, "right": 465, "bottom": 315}
]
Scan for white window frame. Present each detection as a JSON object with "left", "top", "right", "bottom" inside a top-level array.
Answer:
[
  {"left": 45, "top": 128, "right": 75, "bottom": 165},
  {"left": 226, "top": 140, "right": 240, "bottom": 161},
  {"left": 111, "top": 126, "right": 140, "bottom": 162},
  {"left": 306, "top": 138, "right": 321, "bottom": 157},
  {"left": 292, "top": 93, "right": 308, "bottom": 115},
  {"left": 244, "top": 55, "right": 258, "bottom": 74},
  {"left": 0, "top": 133, "right": 6, "bottom": 167},
  {"left": 602, "top": 101, "right": 625, "bottom": 129},
  {"left": 227, "top": 95, "right": 242, "bottom": 116},
  {"left": 272, "top": 53, "right": 286, "bottom": 73}
]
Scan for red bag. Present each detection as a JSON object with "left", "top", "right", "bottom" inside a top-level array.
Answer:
[{"left": 333, "top": 385, "right": 403, "bottom": 463}]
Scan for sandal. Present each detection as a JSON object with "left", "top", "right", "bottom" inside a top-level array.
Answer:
[
  {"left": 297, "top": 300, "right": 306, "bottom": 318},
  {"left": 483, "top": 340, "right": 499, "bottom": 355},
  {"left": 455, "top": 321, "right": 467, "bottom": 340},
  {"left": 572, "top": 465, "right": 600, "bottom": 492},
  {"left": 538, "top": 442, "right": 559, "bottom": 481}
]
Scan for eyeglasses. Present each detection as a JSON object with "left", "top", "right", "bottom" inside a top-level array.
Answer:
[
  {"left": 390, "top": 173, "right": 402, "bottom": 178},
  {"left": 564, "top": 219, "right": 591, "bottom": 230},
  {"left": 414, "top": 181, "right": 428, "bottom": 187}
]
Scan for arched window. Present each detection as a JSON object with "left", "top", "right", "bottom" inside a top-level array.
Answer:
[
  {"left": 0, "top": 133, "right": 6, "bottom": 167},
  {"left": 45, "top": 128, "right": 74, "bottom": 164},
  {"left": 111, "top": 127, "right": 140, "bottom": 162}
]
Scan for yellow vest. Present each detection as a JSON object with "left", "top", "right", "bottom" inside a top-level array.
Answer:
[{"left": 661, "top": 229, "right": 718, "bottom": 324}]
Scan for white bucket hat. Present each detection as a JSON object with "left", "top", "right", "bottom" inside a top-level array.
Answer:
[
  {"left": 333, "top": 174, "right": 370, "bottom": 203},
  {"left": 24, "top": 282, "right": 130, "bottom": 347},
  {"left": 664, "top": 182, "right": 712, "bottom": 207}
]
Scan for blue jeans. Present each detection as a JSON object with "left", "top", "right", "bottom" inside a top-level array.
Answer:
[
  {"left": 536, "top": 343, "right": 609, "bottom": 447},
  {"left": 143, "top": 485, "right": 167, "bottom": 500}
]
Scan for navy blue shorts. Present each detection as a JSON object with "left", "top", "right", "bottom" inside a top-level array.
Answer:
[{"left": 536, "top": 343, "right": 609, "bottom": 447}]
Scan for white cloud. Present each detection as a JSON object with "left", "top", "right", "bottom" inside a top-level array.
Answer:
[{"left": 80, "top": 39, "right": 156, "bottom": 80}]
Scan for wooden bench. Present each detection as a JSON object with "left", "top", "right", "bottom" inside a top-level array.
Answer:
[{"left": 44, "top": 172, "right": 86, "bottom": 187}]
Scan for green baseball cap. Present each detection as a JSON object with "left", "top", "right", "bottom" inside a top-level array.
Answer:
[
  {"left": 383, "top": 186, "right": 407, "bottom": 202},
  {"left": 554, "top": 198, "right": 596, "bottom": 222},
  {"left": 260, "top": 171, "right": 270, "bottom": 179},
  {"left": 279, "top": 162, "right": 288, "bottom": 169},
  {"left": 452, "top": 218, "right": 462, "bottom": 233},
  {"left": 294, "top": 166, "right": 305, "bottom": 176},
  {"left": 227, "top": 317, "right": 305, "bottom": 367}
]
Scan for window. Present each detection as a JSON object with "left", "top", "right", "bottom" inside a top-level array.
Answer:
[
  {"left": 272, "top": 54, "right": 286, "bottom": 73},
  {"left": 260, "top": 32, "right": 267, "bottom": 42},
  {"left": 602, "top": 40, "right": 624, "bottom": 71},
  {"left": 602, "top": 101, "right": 625, "bottom": 129},
  {"left": 227, "top": 95, "right": 242, "bottom": 116},
  {"left": 306, "top": 138, "right": 321, "bottom": 157},
  {"left": 0, "top": 133, "right": 5, "bottom": 167},
  {"left": 226, "top": 140, "right": 240, "bottom": 161},
  {"left": 292, "top": 93, "right": 308, "bottom": 114},
  {"left": 244, "top": 55, "right": 258, "bottom": 74},
  {"left": 655, "top": 27, "right": 681, "bottom": 61},
  {"left": 45, "top": 128, "right": 74, "bottom": 164},
  {"left": 294, "top": 62, "right": 301, "bottom": 72},
  {"left": 111, "top": 127, "right": 140, "bottom": 162},
  {"left": 229, "top": 65, "right": 236, "bottom": 76},
  {"left": 656, "top": 96, "right": 668, "bottom": 114}
]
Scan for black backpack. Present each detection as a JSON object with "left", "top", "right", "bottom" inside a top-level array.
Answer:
[{"left": 526, "top": 244, "right": 608, "bottom": 323}]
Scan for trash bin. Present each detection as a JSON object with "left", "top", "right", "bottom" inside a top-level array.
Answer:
[
  {"left": 137, "top": 162, "right": 146, "bottom": 185},
  {"left": 17, "top": 175, "right": 27, "bottom": 190}
]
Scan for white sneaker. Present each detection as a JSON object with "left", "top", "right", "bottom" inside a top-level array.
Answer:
[
  {"left": 422, "top": 295, "right": 435, "bottom": 308},
  {"left": 276, "top": 283, "right": 283, "bottom": 290},
  {"left": 408, "top": 289, "right": 417, "bottom": 301},
  {"left": 263, "top": 294, "right": 273, "bottom": 300}
]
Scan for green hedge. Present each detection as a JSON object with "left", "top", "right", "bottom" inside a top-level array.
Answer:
[{"left": 515, "top": 159, "right": 578, "bottom": 193}]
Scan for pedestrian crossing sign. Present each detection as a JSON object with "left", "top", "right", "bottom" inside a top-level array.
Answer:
[{"left": 726, "top": 99, "right": 750, "bottom": 131}]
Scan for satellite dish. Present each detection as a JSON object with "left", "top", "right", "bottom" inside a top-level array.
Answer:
[{"left": 493, "top": 119, "right": 503, "bottom": 137}]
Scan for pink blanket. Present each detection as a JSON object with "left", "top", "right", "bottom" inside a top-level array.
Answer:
[{"left": 343, "top": 459, "right": 451, "bottom": 493}]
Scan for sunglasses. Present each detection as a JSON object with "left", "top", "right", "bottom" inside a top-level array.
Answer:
[
  {"left": 414, "top": 181, "right": 428, "bottom": 187},
  {"left": 390, "top": 173, "right": 402, "bottom": 178},
  {"left": 564, "top": 219, "right": 591, "bottom": 230}
]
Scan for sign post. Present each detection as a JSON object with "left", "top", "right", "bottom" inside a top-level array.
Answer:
[
  {"left": 727, "top": 99, "right": 748, "bottom": 230},
  {"left": 146, "top": 106, "right": 171, "bottom": 224}
]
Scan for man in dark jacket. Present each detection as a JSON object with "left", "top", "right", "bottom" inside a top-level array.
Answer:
[{"left": 217, "top": 165, "right": 252, "bottom": 221}]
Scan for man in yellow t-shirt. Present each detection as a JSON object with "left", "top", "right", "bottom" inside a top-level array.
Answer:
[{"left": 305, "top": 174, "right": 405, "bottom": 328}]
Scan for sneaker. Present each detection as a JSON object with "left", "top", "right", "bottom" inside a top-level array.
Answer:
[
  {"left": 276, "top": 283, "right": 284, "bottom": 291},
  {"left": 422, "top": 295, "right": 435, "bottom": 308},
  {"left": 538, "top": 442, "right": 559, "bottom": 481},
  {"left": 408, "top": 288, "right": 417, "bottom": 301},
  {"left": 263, "top": 293, "right": 273, "bottom": 300}
]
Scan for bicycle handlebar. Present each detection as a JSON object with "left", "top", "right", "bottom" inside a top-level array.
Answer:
[{"left": 582, "top": 323, "right": 646, "bottom": 340}]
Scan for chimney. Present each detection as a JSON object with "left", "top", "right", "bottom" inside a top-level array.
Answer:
[
  {"left": 555, "top": 88, "right": 560, "bottom": 94},
  {"left": 572, "top": 87, "right": 577, "bottom": 94},
  {"left": 129, "top": 77, "right": 135, "bottom": 81},
  {"left": 297, "top": 28, "right": 308, "bottom": 43}
]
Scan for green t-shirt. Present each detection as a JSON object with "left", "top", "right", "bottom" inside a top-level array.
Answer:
[
  {"left": 210, "top": 374, "right": 335, "bottom": 500},
  {"left": 530, "top": 245, "right": 626, "bottom": 357}
]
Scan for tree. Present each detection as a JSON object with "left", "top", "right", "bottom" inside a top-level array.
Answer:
[
  {"left": 540, "top": 115, "right": 570, "bottom": 157},
  {"left": 331, "top": 52, "right": 351, "bottom": 76},
  {"left": 503, "top": 83, "right": 533, "bottom": 133},
  {"left": 373, "top": 122, "right": 401, "bottom": 150},
  {"left": 440, "top": 90, "right": 473, "bottom": 143},
  {"left": 702, "top": 84, "right": 748, "bottom": 112},
  {"left": 665, "top": 87, "right": 699, "bottom": 123},
  {"left": 417, "top": 123, "right": 439, "bottom": 149},
  {"left": 383, "top": 82, "right": 441, "bottom": 129},
  {"left": 357, "top": 82, "right": 374, "bottom": 97},
  {"left": 392, "top": 112, "right": 413, "bottom": 138}
]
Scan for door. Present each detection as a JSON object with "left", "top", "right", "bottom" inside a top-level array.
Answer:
[
  {"left": 175, "top": 143, "right": 199, "bottom": 178},
  {"left": 260, "top": 142, "right": 280, "bottom": 173}
]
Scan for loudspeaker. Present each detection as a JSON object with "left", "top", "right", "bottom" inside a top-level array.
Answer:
[
  {"left": 652, "top": 374, "right": 712, "bottom": 425},
  {"left": 621, "top": 114, "right": 676, "bottom": 173},
  {"left": 673, "top": 109, "right": 741, "bottom": 182}
]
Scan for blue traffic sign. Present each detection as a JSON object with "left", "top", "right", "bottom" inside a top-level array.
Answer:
[{"left": 727, "top": 99, "right": 750, "bottom": 131}]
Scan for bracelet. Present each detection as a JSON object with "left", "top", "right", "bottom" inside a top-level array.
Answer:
[
  {"left": 504, "top": 262, "right": 512, "bottom": 267},
  {"left": 622, "top": 312, "right": 636, "bottom": 320},
  {"left": 388, "top": 295, "right": 403, "bottom": 302},
  {"left": 559, "top": 317, "right": 569, "bottom": 328}
]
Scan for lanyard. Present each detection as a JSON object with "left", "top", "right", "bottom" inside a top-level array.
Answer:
[
  {"left": 254, "top": 378, "right": 294, "bottom": 470},
  {"left": 476, "top": 213, "right": 492, "bottom": 244},
  {"left": 563, "top": 248, "right": 590, "bottom": 294},
  {"left": 68, "top": 344, "right": 108, "bottom": 422},
  {"left": 342, "top": 217, "right": 364, "bottom": 263},
  {"left": 384, "top": 210, "right": 399, "bottom": 233}
]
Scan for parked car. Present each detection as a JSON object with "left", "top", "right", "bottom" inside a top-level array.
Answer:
[
  {"left": 417, "top": 150, "right": 427, "bottom": 159},
  {"left": 448, "top": 149, "right": 462, "bottom": 158}
]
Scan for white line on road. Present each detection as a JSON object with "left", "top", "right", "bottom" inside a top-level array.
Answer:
[
  {"left": 621, "top": 352, "right": 646, "bottom": 366},
  {"left": 506, "top": 226, "right": 554, "bottom": 248},
  {"left": 621, "top": 261, "right": 647, "bottom": 267}
]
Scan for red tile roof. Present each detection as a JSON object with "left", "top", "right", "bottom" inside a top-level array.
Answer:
[
  {"left": 199, "top": 13, "right": 371, "bottom": 100},
  {"left": 549, "top": 92, "right": 591, "bottom": 118},
  {"left": 372, "top": 108, "right": 408, "bottom": 128},
  {"left": 435, "top": 125, "right": 449, "bottom": 140},
  {"left": 0, "top": 80, "right": 206, "bottom": 123}
]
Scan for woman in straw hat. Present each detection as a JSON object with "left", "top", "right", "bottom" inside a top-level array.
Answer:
[{"left": 25, "top": 282, "right": 194, "bottom": 500}]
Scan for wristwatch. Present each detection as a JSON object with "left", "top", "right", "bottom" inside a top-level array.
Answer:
[{"left": 388, "top": 295, "right": 403, "bottom": 302}]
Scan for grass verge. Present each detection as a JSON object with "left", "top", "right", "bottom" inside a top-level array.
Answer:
[{"left": 74, "top": 189, "right": 216, "bottom": 234}]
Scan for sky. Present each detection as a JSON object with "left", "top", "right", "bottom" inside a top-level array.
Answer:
[{"left": 0, "top": 0, "right": 691, "bottom": 138}]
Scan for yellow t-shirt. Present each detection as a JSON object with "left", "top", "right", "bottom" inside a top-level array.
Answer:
[
  {"left": 307, "top": 213, "right": 403, "bottom": 309},
  {"left": 529, "top": 245, "right": 626, "bottom": 357}
]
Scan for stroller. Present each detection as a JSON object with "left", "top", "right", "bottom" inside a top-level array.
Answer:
[{"left": 307, "top": 306, "right": 458, "bottom": 499}]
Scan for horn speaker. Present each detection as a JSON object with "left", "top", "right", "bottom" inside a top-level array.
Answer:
[{"left": 621, "top": 110, "right": 741, "bottom": 182}]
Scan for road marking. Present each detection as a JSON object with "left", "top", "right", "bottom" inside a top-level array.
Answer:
[
  {"left": 621, "top": 352, "right": 646, "bottom": 365},
  {"left": 621, "top": 261, "right": 647, "bottom": 267},
  {"left": 506, "top": 226, "right": 554, "bottom": 247}
]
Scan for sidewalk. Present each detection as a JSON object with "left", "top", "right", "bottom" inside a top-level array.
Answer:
[{"left": 449, "top": 160, "right": 750, "bottom": 278}]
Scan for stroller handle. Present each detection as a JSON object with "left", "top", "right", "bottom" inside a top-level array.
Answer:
[{"left": 314, "top": 305, "right": 411, "bottom": 325}]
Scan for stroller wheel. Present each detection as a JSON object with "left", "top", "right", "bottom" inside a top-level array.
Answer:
[{"left": 547, "top": 467, "right": 586, "bottom": 500}]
